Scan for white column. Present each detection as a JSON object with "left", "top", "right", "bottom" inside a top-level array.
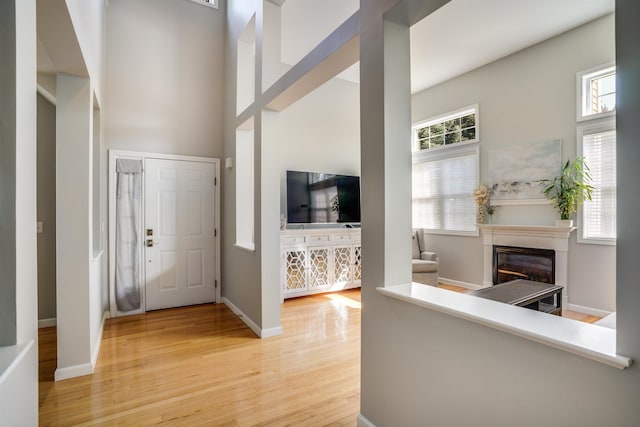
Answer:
[{"left": 56, "top": 73, "right": 93, "bottom": 380}]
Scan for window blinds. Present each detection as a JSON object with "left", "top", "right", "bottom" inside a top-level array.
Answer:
[
  {"left": 412, "top": 149, "right": 477, "bottom": 232},
  {"left": 582, "top": 128, "right": 616, "bottom": 240}
]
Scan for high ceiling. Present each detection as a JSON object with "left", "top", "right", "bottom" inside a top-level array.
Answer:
[
  {"left": 410, "top": 0, "right": 615, "bottom": 94},
  {"left": 328, "top": 0, "right": 615, "bottom": 93}
]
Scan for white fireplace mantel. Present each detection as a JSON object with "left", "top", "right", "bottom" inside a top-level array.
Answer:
[{"left": 479, "top": 224, "right": 576, "bottom": 307}]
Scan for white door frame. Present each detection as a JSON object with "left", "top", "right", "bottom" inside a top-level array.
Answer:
[{"left": 108, "top": 150, "right": 221, "bottom": 317}]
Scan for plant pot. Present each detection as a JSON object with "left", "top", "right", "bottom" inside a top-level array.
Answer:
[{"left": 555, "top": 219, "right": 573, "bottom": 227}]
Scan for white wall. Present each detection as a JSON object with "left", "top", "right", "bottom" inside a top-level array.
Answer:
[
  {"left": 105, "top": 0, "right": 225, "bottom": 159},
  {"left": 65, "top": 0, "right": 106, "bottom": 103},
  {"left": 411, "top": 14, "right": 616, "bottom": 312},
  {"left": 0, "top": 0, "right": 39, "bottom": 424},
  {"left": 278, "top": 76, "right": 360, "bottom": 215}
]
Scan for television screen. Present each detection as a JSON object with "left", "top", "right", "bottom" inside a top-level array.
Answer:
[{"left": 286, "top": 171, "right": 361, "bottom": 224}]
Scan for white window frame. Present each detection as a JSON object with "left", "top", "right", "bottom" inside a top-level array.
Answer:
[
  {"left": 576, "top": 63, "right": 616, "bottom": 122},
  {"left": 577, "top": 119, "right": 616, "bottom": 246},
  {"left": 412, "top": 144, "right": 480, "bottom": 237},
  {"left": 412, "top": 104, "right": 479, "bottom": 153}
]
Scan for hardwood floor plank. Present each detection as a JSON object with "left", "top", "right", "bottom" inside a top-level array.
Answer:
[{"left": 39, "top": 290, "right": 361, "bottom": 426}]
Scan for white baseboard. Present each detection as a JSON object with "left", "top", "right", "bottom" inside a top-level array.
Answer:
[
  {"left": 55, "top": 310, "right": 109, "bottom": 382},
  {"left": 38, "top": 318, "right": 56, "bottom": 328},
  {"left": 91, "top": 311, "right": 109, "bottom": 370},
  {"left": 357, "top": 414, "right": 376, "bottom": 427},
  {"left": 54, "top": 363, "right": 93, "bottom": 381},
  {"left": 438, "top": 277, "right": 486, "bottom": 291},
  {"left": 567, "top": 303, "right": 612, "bottom": 318},
  {"left": 222, "top": 297, "right": 283, "bottom": 339},
  {"left": 261, "top": 326, "right": 283, "bottom": 338}
]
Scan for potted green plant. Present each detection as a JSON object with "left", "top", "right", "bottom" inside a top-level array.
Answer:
[{"left": 542, "top": 157, "right": 594, "bottom": 227}]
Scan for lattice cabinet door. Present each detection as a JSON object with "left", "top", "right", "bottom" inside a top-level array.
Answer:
[
  {"left": 309, "top": 247, "right": 331, "bottom": 290},
  {"left": 353, "top": 244, "right": 362, "bottom": 284},
  {"left": 334, "top": 246, "right": 353, "bottom": 285},
  {"left": 284, "top": 249, "right": 307, "bottom": 294}
]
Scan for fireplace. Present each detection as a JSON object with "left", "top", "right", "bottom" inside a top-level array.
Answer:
[
  {"left": 493, "top": 245, "right": 555, "bottom": 285},
  {"left": 480, "top": 225, "right": 575, "bottom": 307}
]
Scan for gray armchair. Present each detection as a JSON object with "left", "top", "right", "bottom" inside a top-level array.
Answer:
[{"left": 412, "top": 228, "right": 439, "bottom": 286}]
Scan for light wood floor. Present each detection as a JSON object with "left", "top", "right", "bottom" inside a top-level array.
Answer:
[
  {"left": 38, "top": 285, "right": 600, "bottom": 425},
  {"left": 39, "top": 290, "right": 361, "bottom": 426}
]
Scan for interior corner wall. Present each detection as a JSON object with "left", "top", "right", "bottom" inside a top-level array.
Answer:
[
  {"left": 37, "top": 93, "right": 57, "bottom": 321},
  {"left": 278, "top": 77, "right": 360, "bottom": 216},
  {"left": 104, "top": 0, "right": 225, "bottom": 159},
  {"left": 410, "top": 14, "right": 616, "bottom": 312}
]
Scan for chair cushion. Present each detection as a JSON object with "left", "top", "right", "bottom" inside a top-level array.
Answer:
[
  {"left": 412, "top": 259, "right": 438, "bottom": 273},
  {"left": 420, "top": 251, "right": 437, "bottom": 261}
]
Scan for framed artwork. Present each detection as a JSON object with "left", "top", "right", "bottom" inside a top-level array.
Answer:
[{"left": 488, "top": 139, "right": 562, "bottom": 205}]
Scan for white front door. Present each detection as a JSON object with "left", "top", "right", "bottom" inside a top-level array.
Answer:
[{"left": 144, "top": 158, "right": 216, "bottom": 311}]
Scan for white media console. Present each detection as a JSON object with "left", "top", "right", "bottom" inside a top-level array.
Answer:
[{"left": 280, "top": 228, "right": 361, "bottom": 299}]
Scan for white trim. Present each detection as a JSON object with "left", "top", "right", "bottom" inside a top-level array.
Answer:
[
  {"left": 234, "top": 243, "right": 256, "bottom": 253},
  {"left": 38, "top": 318, "right": 56, "bottom": 328},
  {"left": 357, "top": 414, "right": 376, "bottom": 427},
  {"left": 261, "top": 326, "right": 283, "bottom": 338},
  {"left": 55, "top": 363, "right": 93, "bottom": 382},
  {"left": 0, "top": 341, "right": 35, "bottom": 385},
  {"left": 567, "top": 303, "right": 613, "bottom": 318},
  {"left": 36, "top": 84, "right": 56, "bottom": 106},
  {"left": 378, "top": 283, "right": 631, "bottom": 369},
  {"left": 492, "top": 198, "right": 550, "bottom": 206},
  {"left": 411, "top": 140, "right": 478, "bottom": 162},
  {"left": 413, "top": 103, "right": 478, "bottom": 130},
  {"left": 108, "top": 150, "right": 222, "bottom": 316},
  {"left": 223, "top": 297, "right": 284, "bottom": 339},
  {"left": 90, "top": 311, "right": 109, "bottom": 371},
  {"left": 424, "top": 228, "right": 479, "bottom": 238},
  {"left": 53, "top": 311, "right": 108, "bottom": 382},
  {"left": 438, "top": 277, "right": 486, "bottom": 291}
]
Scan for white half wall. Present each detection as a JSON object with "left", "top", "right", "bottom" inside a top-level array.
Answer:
[{"left": 411, "top": 14, "right": 616, "bottom": 311}]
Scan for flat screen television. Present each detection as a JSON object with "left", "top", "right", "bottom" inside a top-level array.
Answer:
[{"left": 286, "top": 170, "right": 361, "bottom": 224}]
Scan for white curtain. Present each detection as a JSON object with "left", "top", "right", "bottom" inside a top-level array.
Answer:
[{"left": 115, "top": 159, "right": 142, "bottom": 312}]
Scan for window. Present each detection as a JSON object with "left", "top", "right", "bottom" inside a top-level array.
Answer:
[
  {"left": 577, "top": 64, "right": 616, "bottom": 121},
  {"left": 578, "top": 121, "right": 616, "bottom": 243},
  {"left": 413, "top": 105, "right": 478, "bottom": 151},
  {"left": 412, "top": 145, "right": 479, "bottom": 235}
]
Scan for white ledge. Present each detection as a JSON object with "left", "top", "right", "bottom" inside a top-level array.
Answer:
[
  {"left": 479, "top": 224, "right": 576, "bottom": 236},
  {"left": 377, "top": 283, "right": 632, "bottom": 369}
]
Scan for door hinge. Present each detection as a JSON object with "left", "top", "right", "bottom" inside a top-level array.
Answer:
[
  {"left": 214, "top": 228, "right": 217, "bottom": 237},
  {"left": 215, "top": 280, "right": 218, "bottom": 289},
  {"left": 214, "top": 177, "right": 217, "bottom": 186}
]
